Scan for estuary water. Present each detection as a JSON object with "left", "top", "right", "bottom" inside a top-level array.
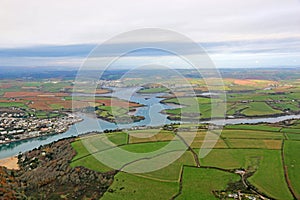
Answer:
[{"left": 0, "top": 87, "right": 299, "bottom": 159}]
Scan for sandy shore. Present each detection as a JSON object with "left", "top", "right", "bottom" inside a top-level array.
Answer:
[{"left": 0, "top": 156, "right": 19, "bottom": 170}]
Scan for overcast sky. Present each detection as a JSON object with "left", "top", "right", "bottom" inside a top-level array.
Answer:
[{"left": 0, "top": 0, "right": 300, "bottom": 68}]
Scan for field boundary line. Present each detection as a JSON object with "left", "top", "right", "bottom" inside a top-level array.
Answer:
[
  {"left": 132, "top": 174, "right": 178, "bottom": 183},
  {"left": 281, "top": 140, "right": 298, "bottom": 199}
]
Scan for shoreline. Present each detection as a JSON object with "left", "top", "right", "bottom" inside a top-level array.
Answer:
[
  {"left": 0, "top": 156, "right": 19, "bottom": 170},
  {"left": 0, "top": 114, "right": 83, "bottom": 146},
  {"left": 0, "top": 113, "right": 299, "bottom": 160}
]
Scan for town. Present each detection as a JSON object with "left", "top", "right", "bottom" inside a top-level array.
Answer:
[{"left": 0, "top": 108, "right": 82, "bottom": 144}]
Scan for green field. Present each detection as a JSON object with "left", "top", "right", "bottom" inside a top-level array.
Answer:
[
  {"left": 248, "top": 150, "right": 293, "bottom": 199},
  {"left": 177, "top": 167, "right": 240, "bottom": 200},
  {"left": 224, "top": 138, "right": 282, "bottom": 149},
  {"left": 162, "top": 85, "right": 299, "bottom": 120},
  {"left": 163, "top": 97, "right": 289, "bottom": 120},
  {"left": 286, "top": 133, "right": 300, "bottom": 140},
  {"left": 221, "top": 129, "right": 283, "bottom": 139},
  {"left": 69, "top": 120, "right": 300, "bottom": 199},
  {"left": 128, "top": 129, "right": 176, "bottom": 143},
  {"left": 281, "top": 128, "right": 300, "bottom": 134},
  {"left": 138, "top": 151, "right": 196, "bottom": 181},
  {"left": 0, "top": 102, "right": 27, "bottom": 108},
  {"left": 200, "top": 149, "right": 264, "bottom": 169},
  {"left": 177, "top": 131, "right": 228, "bottom": 149},
  {"left": 200, "top": 149, "right": 293, "bottom": 199},
  {"left": 138, "top": 87, "right": 169, "bottom": 93},
  {"left": 101, "top": 172, "right": 178, "bottom": 200},
  {"left": 284, "top": 141, "right": 300, "bottom": 199},
  {"left": 240, "top": 102, "right": 282, "bottom": 116},
  {"left": 225, "top": 124, "right": 282, "bottom": 132}
]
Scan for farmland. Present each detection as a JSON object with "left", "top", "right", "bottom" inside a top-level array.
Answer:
[
  {"left": 162, "top": 77, "right": 300, "bottom": 121},
  {"left": 163, "top": 94, "right": 298, "bottom": 120},
  {"left": 177, "top": 167, "right": 240, "bottom": 200},
  {"left": 70, "top": 120, "right": 300, "bottom": 199},
  {"left": 138, "top": 87, "right": 169, "bottom": 94},
  {"left": 0, "top": 80, "right": 143, "bottom": 122},
  {"left": 0, "top": 72, "right": 300, "bottom": 199},
  {"left": 284, "top": 141, "right": 300, "bottom": 199}
]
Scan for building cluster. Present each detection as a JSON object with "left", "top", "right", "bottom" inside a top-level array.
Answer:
[{"left": 0, "top": 112, "right": 82, "bottom": 144}]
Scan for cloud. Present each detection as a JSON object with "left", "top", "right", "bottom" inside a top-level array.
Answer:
[
  {"left": 0, "top": 37, "right": 299, "bottom": 68},
  {"left": 1, "top": 0, "right": 300, "bottom": 47},
  {"left": 0, "top": 0, "right": 300, "bottom": 68}
]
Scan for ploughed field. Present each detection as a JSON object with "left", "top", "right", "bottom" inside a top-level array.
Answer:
[
  {"left": 1, "top": 78, "right": 300, "bottom": 121},
  {"left": 71, "top": 120, "right": 300, "bottom": 199},
  {"left": 0, "top": 80, "right": 142, "bottom": 121}
]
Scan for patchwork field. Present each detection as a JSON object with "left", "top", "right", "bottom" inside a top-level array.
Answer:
[
  {"left": 70, "top": 121, "right": 300, "bottom": 199},
  {"left": 0, "top": 80, "right": 142, "bottom": 121},
  {"left": 162, "top": 78, "right": 299, "bottom": 120},
  {"left": 1, "top": 77, "right": 299, "bottom": 199}
]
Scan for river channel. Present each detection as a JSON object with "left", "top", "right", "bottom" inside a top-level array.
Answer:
[{"left": 0, "top": 87, "right": 299, "bottom": 159}]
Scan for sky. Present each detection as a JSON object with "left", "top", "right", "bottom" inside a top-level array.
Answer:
[{"left": 0, "top": 0, "right": 300, "bottom": 68}]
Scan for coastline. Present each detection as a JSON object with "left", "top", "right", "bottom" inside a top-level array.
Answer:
[
  {"left": 0, "top": 114, "right": 83, "bottom": 146},
  {"left": 0, "top": 156, "right": 19, "bottom": 170}
]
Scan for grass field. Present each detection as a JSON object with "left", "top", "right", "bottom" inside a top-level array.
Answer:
[
  {"left": 200, "top": 149, "right": 263, "bottom": 169},
  {"left": 286, "top": 133, "right": 300, "bottom": 140},
  {"left": 128, "top": 129, "right": 175, "bottom": 144},
  {"left": 101, "top": 172, "right": 178, "bottom": 200},
  {"left": 163, "top": 96, "right": 289, "bottom": 120},
  {"left": 248, "top": 150, "right": 293, "bottom": 200},
  {"left": 221, "top": 129, "right": 283, "bottom": 139},
  {"left": 162, "top": 80, "right": 299, "bottom": 120},
  {"left": 71, "top": 140, "right": 91, "bottom": 160},
  {"left": 0, "top": 102, "right": 27, "bottom": 108},
  {"left": 270, "top": 101, "right": 299, "bottom": 112},
  {"left": 177, "top": 167, "right": 240, "bottom": 200},
  {"left": 240, "top": 102, "right": 282, "bottom": 116},
  {"left": 200, "top": 148, "right": 293, "bottom": 199},
  {"left": 120, "top": 141, "right": 180, "bottom": 153},
  {"left": 70, "top": 138, "right": 113, "bottom": 172},
  {"left": 69, "top": 122, "right": 300, "bottom": 199},
  {"left": 224, "top": 138, "right": 282, "bottom": 149},
  {"left": 71, "top": 153, "right": 112, "bottom": 172},
  {"left": 284, "top": 141, "right": 300, "bottom": 199},
  {"left": 138, "top": 87, "right": 169, "bottom": 93},
  {"left": 281, "top": 128, "right": 300, "bottom": 134},
  {"left": 130, "top": 151, "right": 196, "bottom": 182},
  {"left": 225, "top": 124, "right": 282, "bottom": 132}
]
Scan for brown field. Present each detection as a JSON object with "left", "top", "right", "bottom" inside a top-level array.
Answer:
[
  {"left": 3, "top": 92, "right": 68, "bottom": 98},
  {"left": 94, "top": 99, "right": 141, "bottom": 107},
  {"left": 1, "top": 91, "right": 141, "bottom": 111},
  {"left": 129, "top": 130, "right": 176, "bottom": 143},
  {"left": 193, "top": 87, "right": 209, "bottom": 92},
  {"left": 95, "top": 89, "right": 111, "bottom": 94},
  {"left": 263, "top": 140, "right": 282, "bottom": 149},
  {"left": 191, "top": 139, "right": 228, "bottom": 149},
  {"left": 232, "top": 79, "right": 278, "bottom": 87},
  {"left": 273, "top": 86, "right": 294, "bottom": 93},
  {"left": 19, "top": 96, "right": 70, "bottom": 110},
  {"left": 0, "top": 84, "right": 13, "bottom": 89},
  {"left": 233, "top": 79, "right": 257, "bottom": 86},
  {"left": 26, "top": 97, "right": 140, "bottom": 110},
  {"left": 21, "top": 86, "right": 39, "bottom": 90},
  {"left": 226, "top": 139, "right": 282, "bottom": 149}
]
